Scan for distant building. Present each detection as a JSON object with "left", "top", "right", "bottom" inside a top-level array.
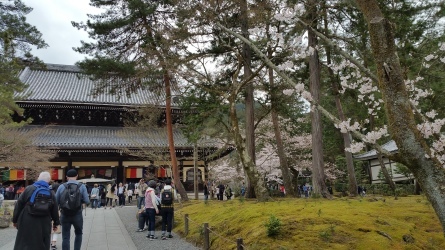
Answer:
[
  {"left": 0, "top": 64, "right": 229, "bottom": 191},
  {"left": 354, "top": 140, "right": 414, "bottom": 184}
]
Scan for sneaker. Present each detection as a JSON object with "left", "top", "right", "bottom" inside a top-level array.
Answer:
[
  {"left": 136, "top": 229, "right": 144, "bottom": 232},
  {"left": 161, "top": 234, "right": 167, "bottom": 240},
  {"left": 168, "top": 234, "right": 173, "bottom": 238},
  {"left": 150, "top": 235, "right": 157, "bottom": 241},
  {"left": 51, "top": 245, "right": 57, "bottom": 250}
]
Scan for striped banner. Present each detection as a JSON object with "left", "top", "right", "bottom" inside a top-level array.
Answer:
[
  {"left": 51, "top": 169, "right": 64, "bottom": 180},
  {"left": 1, "top": 169, "right": 26, "bottom": 181},
  {"left": 126, "top": 168, "right": 143, "bottom": 178}
]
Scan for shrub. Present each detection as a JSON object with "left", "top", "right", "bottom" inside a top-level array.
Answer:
[{"left": 265, "top": 215, "right": 282, "bottom": 237}]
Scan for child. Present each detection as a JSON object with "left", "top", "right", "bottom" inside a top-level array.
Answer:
[
  {"left": 127, "top": 188, "right": 133, "bottom": 204},
  {"left": 0, "top": 192, "right": 4, "bottom": 208},
  {"left": 51, "top": 229, "right": 60, "bottom": 250}
]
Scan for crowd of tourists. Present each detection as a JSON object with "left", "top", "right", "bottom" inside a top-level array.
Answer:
[
  {"left": 0, "top": 183, "right": 26, "bottom": 201},
  {"left": 202, "top": 181, "right": 235, "bottom": 201},
  {"left": 9, "top": 170, "right": 177, "bottom": 250}
]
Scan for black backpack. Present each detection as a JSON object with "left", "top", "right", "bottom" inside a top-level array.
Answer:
[
  {"left": 161, "top": 188, "right": 173, "bottom": 205},
  {"left": 59, "top": 183, "right": 82, "bottom": 215},
  {"left": 28, "top": 184, "right": 53, "bottom": 216}
]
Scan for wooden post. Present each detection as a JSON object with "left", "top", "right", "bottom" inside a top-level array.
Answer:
[
  {"left": 194, "top": 143, "right": 198, "bottom": 200},
  {"left": 204, "top": 222, "right": 210, "bottom": 250},
  {"left": 185, "top": 214, "right": 189, "bottom": 236},
  {"left": 237, "top": 238, "right": 244, "bottom": 250}
]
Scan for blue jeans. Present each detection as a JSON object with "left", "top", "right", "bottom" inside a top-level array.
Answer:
[
  {"left": 146, "top": 208, "right": 156, "bottom": 234},
  {"left": 91, "top": 199, "right": 98, "bottom": 208},
  {"left": 137, "top": 196, "right": 145, "bottom": 209},
  {"left": 61, "top": 210, "right": 83, "bottom": 250}
]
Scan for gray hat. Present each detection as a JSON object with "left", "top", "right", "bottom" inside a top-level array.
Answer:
[
  {"left": 148, "top": 180, "right": 157, "bottom": 188},
  {"left": 66, "top": 169, "right": 78, "bottom": 177}
]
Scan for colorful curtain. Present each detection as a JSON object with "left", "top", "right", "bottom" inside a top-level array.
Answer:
[
  {"left": 157, "top": 167, "right": 167, "bottom": 178},
  {"left": 51, "top": 169, "right": 64, "bottom": 180},
  {"left": 1, "top": 169, "right": 26, "bottom": 181},
  {"left": 126, "top": 168, "right": 143, "bottom": 178}
]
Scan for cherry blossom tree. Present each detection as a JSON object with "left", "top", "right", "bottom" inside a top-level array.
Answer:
[{"left": 215, "top": 0, "right": 445, "bottom": 234}]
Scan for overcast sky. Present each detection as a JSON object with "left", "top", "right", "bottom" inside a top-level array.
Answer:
[{"left": 23, "top": 0, "right": 101, "bottom": 65}]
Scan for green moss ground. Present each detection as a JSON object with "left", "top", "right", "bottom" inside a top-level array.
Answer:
[{"left": 175, "top": 195, "right": 445, "bottom": 249}]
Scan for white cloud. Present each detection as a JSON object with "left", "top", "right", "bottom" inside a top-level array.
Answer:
[{"left": 23, "top": 0, "right": 101, "bottom": 65}]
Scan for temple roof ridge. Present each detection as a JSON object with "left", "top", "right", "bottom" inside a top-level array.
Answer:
[{"left": 15, "top": 64, "right": 178, "bottom": 107}]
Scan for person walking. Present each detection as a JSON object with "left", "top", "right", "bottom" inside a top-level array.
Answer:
[
  {"left": 218, "top": 183, "right": 225, "bottom": 201},
  {"left": 117, "top": 182, "right": 126, "bottom": 207},
  {"left": 55, "top": 169, "right": 90, "bottom": 250},
  {"left": 303, "top": 183, "right": 309, "bottom": 198},
  {"left": 225, "top": 185, "right": 233, "bottom": 200},
  {"left": 240, "top": 182, "right": 246, "bottom": 197},
  {"left": 160, "top": 179, "right": 175, "bottom": 240},
  {"left": 203, "top": 182, "right": 209, "bottom": 201},
  {"left": 6, "top": 184, "right": 14, "bottom": 200},
  {"left": 50, "top": 181, "right": 61, "bottom": 250},
  {"left": 12, "top": 171, "right": 60, "bottom": 250},
  {"left": 215, "top": 185, "right": 220, "bottom": 200},
  {"left": 137, "top": 179, "right": 148, "bottom": 209},
  {"left": 127, "top": 188, "right": 133, "bottom": 204},
  {"left": 0, "top": 191, "right": 3, "bottom": 209},
  {"left": 90, "top": 184, "right": 100, "bottom": 209},
  {"left": 105, "top": 183, "right": 115, "bottom": 209},
  {"left": 145, "top": 180, "right": 159, "bottom": 240}
]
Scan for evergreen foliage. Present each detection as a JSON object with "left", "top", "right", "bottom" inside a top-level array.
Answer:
[{"left": 0, "top": 0, "right": 46, "bottom": 124}]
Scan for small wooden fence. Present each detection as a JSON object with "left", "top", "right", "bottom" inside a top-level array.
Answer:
[{"left": 183, "top": 213, "right": 245, "bottom": 250}]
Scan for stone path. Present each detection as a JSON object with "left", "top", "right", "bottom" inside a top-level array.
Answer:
[{"left": 0, "top": 204, "right": 199, "bottom": 250}]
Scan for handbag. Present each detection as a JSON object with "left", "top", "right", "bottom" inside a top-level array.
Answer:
[{"left": 91, "top": 194, "right": 97, "bottom": 198}]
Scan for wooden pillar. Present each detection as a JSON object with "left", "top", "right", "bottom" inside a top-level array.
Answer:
[
  {"left": 118, "top": 158, "right": 124, "bottom": 184},
  {"left": 184, "top": 214, "right": 189, "bottom": 235},
  {"left": 237, "top": 238, "right": 244, "bottom": 250},
  {"left": 203, "top": 222, "right": 210, "bottom": 250},
  {"left": 194, "top": 144, "right": 198, "bottom": 199}
]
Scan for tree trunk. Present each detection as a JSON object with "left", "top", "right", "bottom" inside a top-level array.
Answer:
[
  {"left": 322, "top": 1, "right": 358, "bottom": 196},
  {"left": 307, "top": 0, "right": 330, "bottom": 198},
  {"left": 268, "top": 66, "right": 295, "bottom": 196},
  {"left": 356, "top": 0, "right": 445, "bottom": 234},
  {"left": 290, "top": 167, "right": 301, "bottom": 197},
  {"left": 265, "top": 18, "right": 295, "bottom": 196},
  {"left": 240, "top": 0, "right": 256, "bottom": 198},
  {"left": 377, "top": 154, "right": 396, "bottom": 193},
  {"left": 164, "top": 72, "right": 188, "bottom": 201},
  {"left": 229, "top": 98, "right": 269, "bottom": 201}
]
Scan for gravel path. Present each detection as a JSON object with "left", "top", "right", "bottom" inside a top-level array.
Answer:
[{"left": 114, "top": 206, "right": 200, "bottom": 250}]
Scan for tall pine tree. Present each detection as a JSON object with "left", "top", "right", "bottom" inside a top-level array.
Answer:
[{"left": 73, "top": 0, "right": 189, "bottom": 200}]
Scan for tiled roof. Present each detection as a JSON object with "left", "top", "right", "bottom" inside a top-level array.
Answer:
[
  {"left": 353, "top": 140, "right": 398, "bottom": 160},
  {"left": 16, "top": 64, "right": 179, "bottom": 107},
  {"left": 20, "top": 125, "right": 215, "bottom": 150}
]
